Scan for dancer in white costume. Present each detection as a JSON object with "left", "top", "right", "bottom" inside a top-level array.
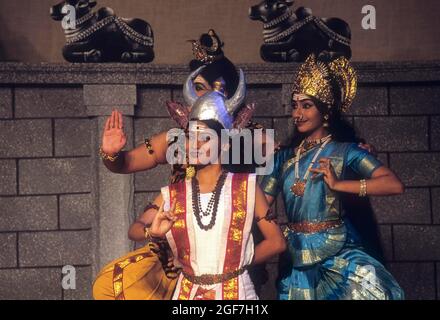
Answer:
[{"left": 148, "top": 67, "right": 286, "bottom": 300}]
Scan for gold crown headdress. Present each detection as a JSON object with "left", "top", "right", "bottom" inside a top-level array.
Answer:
[{"left": 292, "top": 54, "right": 357, "bottom": 113}]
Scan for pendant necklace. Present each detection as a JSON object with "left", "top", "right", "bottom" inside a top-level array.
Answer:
[{"left": 290, "top": 134, "right": 332, "bottom": 197}]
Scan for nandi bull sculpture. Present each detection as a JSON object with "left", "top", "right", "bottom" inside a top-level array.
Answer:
[
  {"left": 249, "top": 0, "right": 352, "bottom": 62},
  {"left": 50, "top": 0, "right": 154, "bottom": 62}
]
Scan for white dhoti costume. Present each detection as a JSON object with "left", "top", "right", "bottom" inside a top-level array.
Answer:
[{"left": 161, "top": 172, "right": 258, "bottom": 300}]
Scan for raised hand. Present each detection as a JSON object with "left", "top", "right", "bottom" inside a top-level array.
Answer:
[
  {"left": 101, "top": 110, "right": 127, "bottom": 156},
  {"left": 149, "top": 201, "right": 177, "bottom": 238}
]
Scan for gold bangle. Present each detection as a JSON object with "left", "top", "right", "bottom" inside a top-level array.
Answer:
[
  {"left": 359, "top": 179, "right": 367, "bottom": 197},
  {"left": 144, "top": 226, "right": 152, "bottom": 241},
  {"left": 99, "top": 147, "right": 120, "bottom": 162},
  {"left": 144, "top": 226, "right": 164, "bottom": 242}
]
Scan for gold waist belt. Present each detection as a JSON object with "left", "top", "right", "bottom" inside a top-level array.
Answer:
[
  {"left": 182, "top": 266, "right": 247, "bottom": 286},
  {"left": 287, "top": 220, "right": 342, "bottom": 234}
]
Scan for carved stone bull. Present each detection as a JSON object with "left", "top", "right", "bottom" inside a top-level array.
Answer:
[
  {"left": 249, "top": 0, "right": 352, "bottom": 62},
  {"left": 50, "top": 0, "right": 154, "bottom": 62}
]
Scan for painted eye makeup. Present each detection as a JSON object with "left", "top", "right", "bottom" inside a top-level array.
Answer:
[
  {"left": 302, "top": 101, "right": 314, "bottom": 109},
  {"left": 194, "top": 83, "right": 207, "bottom": 92}
]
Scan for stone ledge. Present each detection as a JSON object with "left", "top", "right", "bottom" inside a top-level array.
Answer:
[{"left": 1, "top": 61, "right": 440, "bottom": 85}]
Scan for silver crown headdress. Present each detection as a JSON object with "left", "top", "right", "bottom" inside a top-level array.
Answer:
[
  {"left": 166, "top": 66, "right": 255, "bottom": 130},
  {"left": 182, "top": 66, "right": 246, "bottom": 129}
]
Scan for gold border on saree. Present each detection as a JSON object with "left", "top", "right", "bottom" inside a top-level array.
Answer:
[{"left": 287, "top": 220, "right": 342, "bottom": 234}]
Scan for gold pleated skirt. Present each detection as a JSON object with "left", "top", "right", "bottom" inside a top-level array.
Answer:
[{"left": 93, "top": 244, "right": 177, "bottom": 300}]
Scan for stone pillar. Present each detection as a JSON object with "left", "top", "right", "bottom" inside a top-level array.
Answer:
[{"left": 84, "top": 84, "right": 136, "bottom": 276}]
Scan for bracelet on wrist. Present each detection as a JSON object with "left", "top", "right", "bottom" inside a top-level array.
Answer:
[
  {"left": 359, "top": 179, "right": 367, "bottom": 197},
  {"left": 99, "top": 147, "right": 120, "bottom": 162},
  {"left": 144, "top": 226, "right": 164, "bottom": 242}
]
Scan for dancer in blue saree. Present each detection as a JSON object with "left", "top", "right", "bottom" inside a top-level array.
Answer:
[{"left": 260, "top": 55, "right": 405, "bottom": 300}]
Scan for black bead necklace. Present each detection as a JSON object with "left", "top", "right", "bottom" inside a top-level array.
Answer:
[{"left": 191, "top": 171, "right": 227, "bottom": 231}]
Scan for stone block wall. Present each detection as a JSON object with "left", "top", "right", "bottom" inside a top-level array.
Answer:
[
  {"left": 0, "top": 84, "right": 92, "bottom": 300},
  {"left": 0, "top": 62, "right": 439, "bottom": 299}
]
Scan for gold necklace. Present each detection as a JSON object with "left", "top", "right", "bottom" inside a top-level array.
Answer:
[
  {"left": 301, "top": 134, "right": 332, "bottom": 152},
  {"left": 290, "top": 135, "right": 332, "bottom": 197}
]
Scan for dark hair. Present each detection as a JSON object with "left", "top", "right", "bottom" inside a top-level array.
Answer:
[
  {"left": 189, "top": 57, "right": 239, "bottom": 98},
  {"left": 289, "top": 97, "right": 361, "bottom": 148}
]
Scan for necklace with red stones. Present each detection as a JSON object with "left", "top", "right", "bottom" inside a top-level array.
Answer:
[{"left": 191, "top": 171, "right": 227, "bottom": 231}]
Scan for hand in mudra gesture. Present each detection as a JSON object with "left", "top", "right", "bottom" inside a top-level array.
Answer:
[
  {"left": 101, "top": 110, "right": 127, "bottom": 156},
  {"left": 309, "top": 158, "right": 340, "bottom": 190},
  {"left": 150, "top": 201, "right": 177, "bottom": 238}
]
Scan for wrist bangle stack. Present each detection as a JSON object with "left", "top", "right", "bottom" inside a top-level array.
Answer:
[
  {"left": 144, "top": 226, "right": 164, "bottom": 242},
  {"left": 144, "top": 226, "right": 153, "bottom": 241},
  {"left": 99, "top": 147, "right": 120, "bottom": 162},
  {"left": 359, "top": 179, "right": 367, "bottom": 197}
]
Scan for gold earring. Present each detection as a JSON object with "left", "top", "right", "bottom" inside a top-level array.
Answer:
[
  {"left": 186, "top": 165, "right": 196, "bottom": 179},
  {"left": 323, "top": 115, "right": 329, "bottom": 127}
]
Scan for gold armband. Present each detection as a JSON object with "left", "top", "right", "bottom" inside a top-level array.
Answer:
[{"left": 144, "top": 138, "right": 154, "bottom": 155}]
